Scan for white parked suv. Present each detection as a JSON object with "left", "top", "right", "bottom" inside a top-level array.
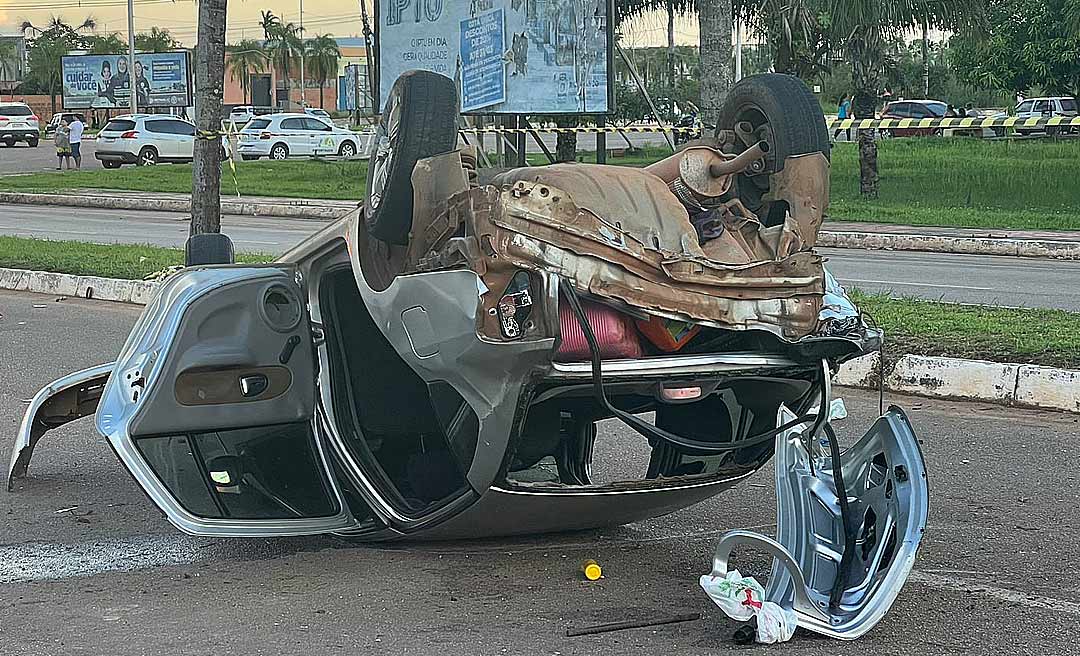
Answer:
[
  {"left": 1013, "top": 96, "right": 1078, "bottom": 135},
  {"left": 238, "top": 113, "right": 360, "bottom": 160},
  {"left": 0, "top": 102, "right": 41, "bottom": 147},
  {"left": 95, "top": 114, "right": 198, "bottom": 167}
]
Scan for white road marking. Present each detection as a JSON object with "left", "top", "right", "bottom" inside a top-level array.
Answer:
[
  {"left": 844, "top": 278, "right": 995, "bottom": 291},
  {"left": 908, "top": 571, "right": 1080, "bottom": 617}
]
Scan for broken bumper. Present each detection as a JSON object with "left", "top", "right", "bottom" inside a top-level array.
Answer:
[{"left": 705, "top": 405, "right": 928, "bottom": 639}]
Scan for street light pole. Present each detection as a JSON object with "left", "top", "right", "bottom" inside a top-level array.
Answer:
[
  {"left": 127, "top": 0, "right": 137, "bottom": 113},
  {"left": 299, "top": 0, "right": 305, "bottom": 108}
]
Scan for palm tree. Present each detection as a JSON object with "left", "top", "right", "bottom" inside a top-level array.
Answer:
[
  {"left": 305, "top": 34, "right": 340, "bottom": 109},
  {"left": 734, "top": 0, "right": 830, "bottom": 78},
  {"left": 265, "top": 22, "right": 303, "bottom": 108},
  {"left": 21, "top": 17, "right": 98, "bottom": 113},
  {"left": 823, "top": 0, "right": 985, "bottom": 198},
  {"left": 260, "top": 10, "right": 281, "bottom": 40},
  {"left": 226, "top": 40, "right": 268, "bottom": 105}
]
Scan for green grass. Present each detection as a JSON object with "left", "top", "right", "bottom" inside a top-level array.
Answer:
[
  {"left": 852, "top": 291, "right": 1080, "bottom": 369},
  {"left": 0, "top": 236, "right": 270, "bottom": 280},
  {"left": 0, "top": 159, "right": 368, "bottom": 201},
  {"left": 829, "top": 138, "right": 1080, "bottom": 230}
]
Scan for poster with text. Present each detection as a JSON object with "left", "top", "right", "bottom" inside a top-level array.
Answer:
[
  {"left": 61, "top": 52, "right": 192, "bottom": 110},
  {"left": 377, "top": 0, "right": 612, "bottom": 114}
]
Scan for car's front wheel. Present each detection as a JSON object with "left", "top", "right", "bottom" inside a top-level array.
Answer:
[
  {"left": 137, "top": 147, "right": 158, "bottom": 166},
  {"left": 270, "top": 143, "right": 288, "bottom": 160},
  {"left": 102, "top": 160, "right": 122, "bottom": 169},
  {"left": 27, "top": 138, "right": 38, "bottom": 148},
  {"left": 338, "top": 141, "right": 357, "bottom": 158}
]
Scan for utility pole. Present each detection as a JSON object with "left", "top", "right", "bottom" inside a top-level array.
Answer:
[
  {"left": 299, "top": 0, "right": 305, "bottom": 108},
  {"left": 126, "top": 0, "right": 137, "bottom": 113}
]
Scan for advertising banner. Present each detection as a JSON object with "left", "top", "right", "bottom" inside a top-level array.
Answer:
[
  {"left": 377, "top": 0, "right": 612, "bottom": 114},
  {"left": 61, "top": 51, "right": 192, "bottom": 110}
]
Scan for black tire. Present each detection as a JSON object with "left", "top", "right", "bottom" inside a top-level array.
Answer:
[
  {"left": 102, "top": 160, "right": 122, "bottom": 169},
  {"left": 716, "top": 73, "right": 829, "bottom": 226},
  {"left": 27, "top": 138, "right": 39, "bottom": 148},
  {"left": 365, "top": 70, "right": 459, "bottom": 244},
  {"left": 270, "top": 143, "right": 288, "bottom": 160},
  {"left": 338, "top": 140, "right": 357, "bottom": 158},
  {"left": 1, "top": 138, "right": 13, "bottom": 147},
  {"left": 184, "top": 233, "right": 235, "bottom": 266},
  {"left": 137, "top": 147, "right": 158, "bottom": 166}
]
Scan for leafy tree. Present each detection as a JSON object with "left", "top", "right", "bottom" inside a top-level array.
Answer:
[
  {"left": 87, "top": 33, "right": 127, "bottom": 55},
  {"left": 226, "top": 40, "right": 268, "bottom": 105},
  {"left": 734, "top": 0, "right": 831, "bottom": 78},
  {"left": 21, "top": 17, "right": 97, "bottom": 113},
  {"left": 950, "top": 0, "right": 1080, "bottom": 101},
  {"left": 0, "top": 39, "right": 18, "bottom": 93},
  {"left": 260, "top": 10, "right": 282, "bottom": 40},
  {"left": 135, "top": 27, "right": 180, "bottom": 53},
  {"left": 305, "top": 35, "right": 341, "bottom": 110}
]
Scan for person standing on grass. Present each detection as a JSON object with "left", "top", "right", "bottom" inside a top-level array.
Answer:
[
  {"left": 68, "top": 115, "right": 85, "bottom": 170},
  {"left": 834, "top": 96, "right": 852, "bottom": 141},
  {"left": 54, "top": 117, "right": 72, "bottom": 170}
]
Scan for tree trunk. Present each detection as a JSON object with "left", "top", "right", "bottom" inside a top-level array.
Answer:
[
  {"left": 853, "top": 89, "right": 878, "bottom": 199},
  {"left": 319, "top": 82, "right": 324, "bottom": 109},
  {"left": 921, "top": 18, "right": 930, "bottom": 98},
  {"left": 555, "top": 115, "right": 578, "bottom": 162},
  {"left": 190, "top": 0, "right": 228, "bottom": 236},
  {"left": 697, "top": 0, "right": 733, "bottom": 127},
  {"left": 667, "top": 3, "right": 676, "bottom": 119}
]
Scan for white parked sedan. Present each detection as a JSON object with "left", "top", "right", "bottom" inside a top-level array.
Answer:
[{"left": 237, "top": 113, "right": 361, "bottom": 160}]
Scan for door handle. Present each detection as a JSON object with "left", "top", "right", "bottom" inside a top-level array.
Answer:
[{"left": 238, "top": 373, "right": 269, "bottom": 398}]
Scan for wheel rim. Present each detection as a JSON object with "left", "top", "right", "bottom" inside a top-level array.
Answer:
[
  {"left": 368, "top": 90, "right": 402, "bottom": 211},
  {"left": 342, "top": 143, "right": 355, "bottom": 157},
  {"left": 273, "top": 146, "right": 286, "bottom": 160},
  {"left": 141, "top": 150, "right": 156, "bottom": 165}
]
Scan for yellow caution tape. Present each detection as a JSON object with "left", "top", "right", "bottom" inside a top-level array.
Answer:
[{"left": 826, "top": 116, "right": 1080, "bottom": 129}]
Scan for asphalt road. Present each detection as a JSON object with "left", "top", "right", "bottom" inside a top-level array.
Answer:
[
  {"left": 1, "top": 288, "right": 1078, "bottom": 654},
  {"left": 0, "top": 140, "right": 100, "bottom": 174},
  {"left": 4, "top": 204, "right": 1079, "bottom": 311}
]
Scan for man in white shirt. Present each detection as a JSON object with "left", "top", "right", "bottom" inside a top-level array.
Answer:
[{"left": 68, "top": 116, "right": 85, "bottom": 170}]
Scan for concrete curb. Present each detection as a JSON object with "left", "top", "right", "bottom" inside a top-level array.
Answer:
[
  {"left": 836, "top": 352, "right": 1080, "bottom": 414},
  {"left": 0, "top": 267, "right": 158, "bottom": 305},
  {"left": 819, "top": 230, "right": 1080, "bottom": 260},
  {"left": 4, "top": 266, "right": 1079, "bottom": 414},
  {"left": 0, "top": 191, "right": 354, "bottom": 221}
]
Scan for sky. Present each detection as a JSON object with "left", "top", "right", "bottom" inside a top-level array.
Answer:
[{"left": 0, "top": 1, "right": 700, "bottom": 47}]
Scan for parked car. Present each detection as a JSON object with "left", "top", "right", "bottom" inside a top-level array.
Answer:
[
  {"left": 237, "top": 113, "right": 360, "bottom": 160},
  {"left": 1012, "top": 97, "right": 1078, "bottom": 135},
  {"left": 878, "top": 99, "right": 955, "bottom": 137},
  {"left": 44, "top": 112, "right": 87, "bottom": 139},
  {"left": 227, "top": 105, "right": 274, "bottom": 128},
  {"left": 94, "top": 114, "right": 198, "bottom": 167},
  {"left": 304, "top": 107, "right": 333, "bottom": 122},
  {"left": 12, "top": 72, "right": 925, "bottom": 640},
  {"left": 0, "top": 102, "right": 40, "bottom": 147}
]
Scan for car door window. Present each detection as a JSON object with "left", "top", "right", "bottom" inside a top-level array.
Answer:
[
  {"left": 281, "top": 118, "right": 306, "bottom": 131},
  {"left": 1033, "top": 100, "right": 1050, "bottom": 113},
  {"left": 1016, "top": 101, "right": 1033, "bottom": 114},
  {"left": 304, "top": 118, "right": 332, "bottom": 131}
]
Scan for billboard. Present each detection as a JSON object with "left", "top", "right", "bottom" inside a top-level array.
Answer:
[
  {"left": 376, "top": 0, "right": 613, "bottom": 114},
  {"left": 61, "top": 51, "right": 192, "bottom": 110}
]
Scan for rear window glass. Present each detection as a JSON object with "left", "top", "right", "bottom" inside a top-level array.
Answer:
[
  {"left": 0, "top": 105, "right": 33, "bottom": 116},
  {"left": 247, "top": 118, "right": 271, "bottom": 130},
  {"left": 924, "top": 102, "right": 948, "bottom": 117},
  {"left": 1061, "top": 99, "right": 1077, "bottom": 112},
  {"left": 104, "top": 119, "right": 136, "bottom": 132}
]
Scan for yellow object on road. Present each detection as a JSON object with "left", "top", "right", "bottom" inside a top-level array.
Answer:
[{"left": 583, "top": 559, "right": 602, "bottom": 581}]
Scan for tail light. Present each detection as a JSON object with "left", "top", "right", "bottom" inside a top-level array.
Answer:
[
  {"left": 28, "top": 115, "right": 38, "bottom": 123},
  {"left": 120, "top": 131, "right": 139, "bottom": 139},
  {"left": 260, "top": 131, "right": 271, "bottom": 140}
]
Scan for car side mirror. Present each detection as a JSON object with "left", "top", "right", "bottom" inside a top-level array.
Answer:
[{"left": 206, "top": 455, "right": 244, "bottom": 489}]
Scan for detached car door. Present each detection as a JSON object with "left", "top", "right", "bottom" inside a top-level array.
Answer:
[{"left": 95, "top": 266, "right": 360, "bottom": 537}]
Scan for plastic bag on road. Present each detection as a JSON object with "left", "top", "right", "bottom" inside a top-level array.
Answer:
[
  {"left": 755, "top": 601, "right": 798, "bottom": 644},
  {"left": 699, "top": 570, "right": 796, "bottom": 644}
]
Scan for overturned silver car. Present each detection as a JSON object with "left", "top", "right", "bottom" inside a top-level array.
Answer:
[{"left": 10, "top": 72, "right": 926, "bottom": 638}]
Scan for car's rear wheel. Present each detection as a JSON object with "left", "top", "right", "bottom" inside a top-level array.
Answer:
[
  {"left": 27, "top": 138, "right": 38, "bottom": 148},
  {"left": 137, "top": 147, "right": 158, "bottom": 166},
  {"left": 102, "top": 160, "right": 122, "bottom": 169},
  {"left": 270, "top": 143, "right": 288, "bottom": 160},
  {"left": 338, "top": 141, "right": 357, "bottom": 158},
  {"left": 716, "top": 74, "right": 829, "bottom": 227},
  {"left": 1, "top": 137, "right": 13, "bottom": 147},
  {"left": 364, "top": 70, "right": 460, "bottom": 245}
]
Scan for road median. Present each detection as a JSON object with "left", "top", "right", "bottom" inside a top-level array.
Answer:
[{"left": 0, "top": 190, "right": 355, "bottom": 220}]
